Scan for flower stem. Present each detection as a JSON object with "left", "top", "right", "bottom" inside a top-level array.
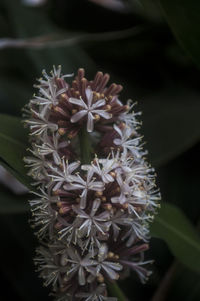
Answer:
[
  {"left": 107, "top": 281, "right": 129, "bottom": 301},
  {"left": 79, "top": 127, "right": 92, "bottom": 164},
  {"left": 79, "top": 128, "right": 128, "bottom": 301},
  {"left": 79, "top": 129, "right": 128, "bottom": 300}
]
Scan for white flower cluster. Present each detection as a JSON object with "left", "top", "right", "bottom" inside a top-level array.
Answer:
[{"left": 23, "top": 66, "right": 160, "bottom": 301}]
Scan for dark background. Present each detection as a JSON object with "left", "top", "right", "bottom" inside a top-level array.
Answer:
[{"left": 0, "top": 1, "right": 200, "bottom": 300}]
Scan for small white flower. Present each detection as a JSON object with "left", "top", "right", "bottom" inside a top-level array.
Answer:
[
  {"left": 122, "top": 219, "right": 150, "bottom": 247},
  {"left": 120, "top": 259, "right": 153, "bottom": 284},
  {"left": 47, "top": 159, "right": 80, "bottom": 191},
  {"left": 69, "top": 88, "right": 112, "bottom": 132},
  {"left": 64, "top": 171, "right": 104, "bottom": 209},
  {"left": 82, "top": 156, "right": 119, "bottom": 184},
  {"left": 96, "top": 244, "right": 122, "bottom": 280},
  {"left": 31, "top": 203, "right": 57, "bottom": 239},
  {"left": 119, "top": 100, "right": 142, "bottom": 128},
  {"left": 61, "top": 247, "right": 98, "bottom": 286},
  {"left": 29, "top": 187, "right": 59, "bottom": 208},
  {"left": 34, "top": 247, "right": 64, "bottom": 288},
  {"left": 113, "top": 124, "right": 142, "bottom": 158},
  {"left": 36, "top": 132, "right": 69, "bottom": 165},
  {"left": 25, "top": 109, "right": 58, "bottom": 136},
  {"left": 24, "top": 147, "right": 49, "bottom": 181},
  {"left": 73, "top": 199, "right": 111, "bottom": 239},
  {"left": 31, "top": 84, "right": 67, "bottom": 117},
  {"left": 111, "top": 171, "right": 133, "bottom": 204}
]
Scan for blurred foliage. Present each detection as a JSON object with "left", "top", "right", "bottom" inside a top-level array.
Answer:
[
  {"left": 0, "top": 0, "right": 200, "bottom": 300},
  {"left": 150, "top": 202, "right": 200, "bottom": 273}
]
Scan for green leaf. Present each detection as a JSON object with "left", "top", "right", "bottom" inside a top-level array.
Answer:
[
  {"left": 0, "top": 76, "right": 31, "bottom": 114},
  {"left": 107, "top": 281, "right": 129, "bottom": 301},
  {"left": 0, "top": 114, "right": 30, "bottom": 188},
  {"left": 167, "top": 263, "right": 200, "bottom": 301},
  {"left": 0, "top": 214, "right": 48, "bottom": 300},
  {"left": 0, "top": 113, "right": 27, "bottom": 143},
  {"left": 150, "top": 202, "right": 200, "bottom": 273},
  {"left": 0, "top": 184, "right": 29, "bottom": 214},
  {"left": 156, "top": 0, "right": 200, "bottom": 67},
  {"left": 3, "top": 0, "right": 96, "bottom": 74}
]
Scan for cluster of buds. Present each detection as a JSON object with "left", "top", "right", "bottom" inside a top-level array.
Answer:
[{"left": 23, "top": 66, "right": 160, "bottom": 301}]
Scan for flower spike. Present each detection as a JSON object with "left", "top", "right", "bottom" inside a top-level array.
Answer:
[{"left": 23, "top": 66, "right": 161, "bottom": 300}]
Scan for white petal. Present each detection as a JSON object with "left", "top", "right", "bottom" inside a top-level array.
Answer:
[
  {"left": 113, "top": 124, "right": 122, "bottom": 137},
  {"left": 68, "top": 161, "right": 80, "bottom": 173},
  {"left": 93, "top": 110, "right": 112, "bottom": 119},
  {"left": 86, "top": 88, "right": 93, "bottom": 107},
  {"left": 90, "top": 181, "right": 104, "bottom": 190},
  {"left": 56, "top": 87, "right": 68, "bottom": 96},
  {"left": 58, "top": 141, "right": 69, "bottom": 148},
  {"left": 80, "top": 189, "right": 87, "bottom": 209},
  {"left": 113, "top": 138, "right": 122, "bottom": 145},
  {"left": 71, "top": 110, "right": 87, "bottom": 123},
  {"left": 103, "top": 261, "right": 122, "bottom": 271},
  {"left": 87, "top": 112, "right": 94, "bottom": 132},
  {"left": 81, "top": 164, "right": 91, "bottom": 171},
  {"left": 111, "top": 196, "right": 120, "bottom": 203},
  {"left": 69, "top": 97, "right": 87, "bottom": 109},
  {"left": 53, "top": 152, "right": 61, "bottom": 165},
  {"left": 103, "top": 174, "right": 114, "bottom": 183},
  {"left": 92, "top": 98, "right": 105, "bottom": 109},
  {"left": 52, "top": 182, "right": 62, "bottom": 191},
  {"left": 101, "top": 264, "right": 119, "bottom": 280},
  {"left": 64, "top": 183, "right": 84, "bottom": 190},
  {"left": 91, "top": 199, "right": 101, "bottom": 215},
  {"left": 78, "top": 266, "right": 86, "bottom": 286}
]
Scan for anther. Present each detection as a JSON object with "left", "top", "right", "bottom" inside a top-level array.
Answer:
[
  {"left": 72, "top": 109, "right": 78, "bottom": 114},
  {"left": 105, "top": 104, "right": 111, "bottom": 111},
  {"left": 75, "top": 91, "right": 80, "bottom": 98},
  {"left": 109, "top": 171, "right": 116, "bottom": 178},
  {"left": 107, "top": 252, "right": 114, "bottom": 259},
  {"left": 60, "top": 93, "right": 68, "bottom": 101},
  {"left": 103, "top": 203, "right": 112, "bottom": 211},
  {"left": 94, "top": 114, "right": 100, "bottom": 121},
  {"left": 97, "top": 273, "right": 104, "bottom": 283},
  {"left": 124, "top": 104, "right": 130, "bottom": 111},
  {"left": 95, "top": 191, "right": 103, "bottom": 197},
  {"left": 58, "top": 128, "right": 67, "bottom": 136},
  {"left": 101, "top": 196, "right": 107, "bottom": 202}
]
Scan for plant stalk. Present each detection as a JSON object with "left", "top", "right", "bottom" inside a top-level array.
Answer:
[
  {"left": 79, "top": 128, "right": 128, "bottom": 300},
  {"left": 107, "top": 281, "right": 129, "bottom": 301},
  {"left": 79, "top": 127, "right": 92, "bottom": 164}
]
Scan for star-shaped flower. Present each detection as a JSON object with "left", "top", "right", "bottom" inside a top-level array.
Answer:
[
  {"left": 69, "top": 88, "right": 112, "bottom": 132},
  {"left": 64, "top": 171, "right": 104, "bottom": 209}
]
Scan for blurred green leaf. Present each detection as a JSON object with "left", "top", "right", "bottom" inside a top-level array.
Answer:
[
  {"left": 0, "top": 184, "right": 28, "bottom": 214},
  {"left": 0, "top": 159, "right": 30, "bottom": 190},
  {"left": 156, "top": 0, "right": 200, "bottom": 67},
  {"left": 3, "top": 0, "right": 96, "bottom": 75},
  {"left": 107, "top": 282, "right": 129, "bottom": 301},
  {"left": 150, "top": 202, "right": 200, "bottom": 273},
  {"left": 0, "top": 213, "right": 49, "bottom": 301},
  {"left": 0, "top": 114, "right": 30, "bottom": 188},
  {"left": 0, "top": 113, "right": 27, "bottom": 143},
  {"left": 167, "top": 263, "right": 200, "bottom": 301},
  {"left": 0, "top": 77, "right": 31, "bottom": 114}
]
